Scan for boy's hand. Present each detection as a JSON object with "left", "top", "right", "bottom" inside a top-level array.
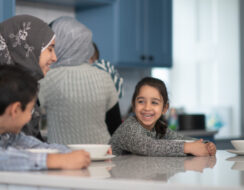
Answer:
[
  {"left": 184, "top": 139, "right": 210, "bottom": 156},
  {"left": 206, "top": 142, "right": 216, "bottom": 156},
  {"left": 47, "top": 150, "right": 90, "bottom": 170}
]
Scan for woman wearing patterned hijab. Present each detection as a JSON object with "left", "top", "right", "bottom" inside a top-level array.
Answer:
[
  {"left": 39, "top": 16, "right": 122, "bottom": 144},
  {"left": 0, "top": 15, "right": 57, "bottom": 140}
]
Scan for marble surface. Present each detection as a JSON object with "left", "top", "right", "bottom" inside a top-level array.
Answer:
[{"left": 0, "top": 150, "right": 244, "bottom": 190}]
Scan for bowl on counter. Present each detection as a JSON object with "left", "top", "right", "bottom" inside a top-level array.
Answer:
[
  {"left": 231, "top": 140, "right": 244, "bottom": 151},
  {"left": 68, "top": 144, "right": 110, "bottom": 158}
]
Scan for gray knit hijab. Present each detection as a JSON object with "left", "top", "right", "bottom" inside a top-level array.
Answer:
[
  {"left": 50, "top": 16, "right": 94, "bottom": 68},
  {"left": 0, "top": 15, "right": 55, "bottom": 80}
]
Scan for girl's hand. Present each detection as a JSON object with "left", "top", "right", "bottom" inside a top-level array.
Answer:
[
  {"left": 184, "top": 139, "right": 210, "bottom": 156},
  {"left": 184, "top": 155, "right": 217, "bottom": 172},
  {"left": 206, "top": 142, "right": 216, "bottom": 156},
  {"left": 107, "top": 147, "right": 112, "bottom": 155}
]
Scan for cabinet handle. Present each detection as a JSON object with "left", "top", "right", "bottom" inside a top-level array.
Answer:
[
  {"left": 148, "top": 56, "right": 154, "bottom": 61},
  {"left": 140, "top": 55, "right": 146, "bottom": 61}
]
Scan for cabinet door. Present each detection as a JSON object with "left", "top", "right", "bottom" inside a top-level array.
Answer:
[
  {"left": 76, "top": 0, "right": 172, "bottom": 67},
  {"left": 118, "top": 0, "right": 172, "bottom": 67},
  {"left": 144, "top": 0, "right": 172, "bottom": 67},
  {"left": 0, "top": 0, "right": 15, "bottom": 22},
  {"left": 117, "top": 0, "right": 144, "bottom": 65}
]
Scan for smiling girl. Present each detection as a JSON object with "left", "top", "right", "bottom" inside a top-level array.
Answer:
[{"left": 110, "top": 77, "right": 216, "bottom": 156}]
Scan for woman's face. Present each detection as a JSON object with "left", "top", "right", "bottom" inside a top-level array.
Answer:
[
  {"left": 134, "top": 85, "right": 167, "bottom": 130},
  {"left": 39, "top": 39, "right": 57, "bottom": 76}
]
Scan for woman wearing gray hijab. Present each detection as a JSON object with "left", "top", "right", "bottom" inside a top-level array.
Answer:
[
  {"left": 0, "top": 15, "right": 57, "bottom": 141},
  {"left": 39, "top": 16, "right": 122, "bottom": 144}
]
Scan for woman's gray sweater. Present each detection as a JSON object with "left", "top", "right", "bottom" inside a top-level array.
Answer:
[
  {"left": 39, "top": 64, "right": 118, "bottom": 144},
  {"left": 109, "top": 116, "right": 195, "bottom": 156}
]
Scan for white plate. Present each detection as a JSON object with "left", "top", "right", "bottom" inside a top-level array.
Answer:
[
  {"left": 226, "top": 149, "right": 244, "bottom": 156},
  {"left": 92, "top": 154, "right": 116, "bottom": 161},
  {"left": 67, "top": 144, "right": 110, "bottom": 158},
  {"left": 26, "top": 149, "right": 59, "bottom": 154}
]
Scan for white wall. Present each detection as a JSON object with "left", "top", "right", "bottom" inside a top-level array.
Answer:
[{"left": 171, "top": 0, "right": 240, "bottom": 138}]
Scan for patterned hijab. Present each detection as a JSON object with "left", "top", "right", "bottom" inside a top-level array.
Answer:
[
  {"left": 0, "top": 15, "right": 55, "bottom": 80},
  {"left": 50, "top": 16, "right": 94, "bottom": 68}
]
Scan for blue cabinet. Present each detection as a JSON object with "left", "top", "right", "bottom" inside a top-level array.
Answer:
[
  {"left": 76, "top": 0, "right": 172, "bottom": 67},
  {"left": 0, "top": 0, "right": 15, "bottom": 22}
]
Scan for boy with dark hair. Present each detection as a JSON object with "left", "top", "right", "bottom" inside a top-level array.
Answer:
[{"left": 0, "top": 65, "right": 90, "bottom": 171}]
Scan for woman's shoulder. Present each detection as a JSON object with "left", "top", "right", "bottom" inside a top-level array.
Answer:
[
  {"left": 48, "top": 64, "right": 109, "bottom": 79},
  {"left": 93, "top": 60, "right": 119, "bottom": 79},
  {"left": 77, "top": 64, "right": 114, "bottom": 81}
]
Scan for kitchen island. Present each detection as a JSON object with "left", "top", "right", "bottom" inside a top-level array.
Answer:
[{"left": 0, "top": 151, "right": 243, "bottom": 190}]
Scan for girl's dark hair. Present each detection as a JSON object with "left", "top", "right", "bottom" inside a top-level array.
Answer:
[
  {"left": 132, "top": 77, "right": 169, "bottom": 137},
  {"left": 0, "top": 65, "right": 39, "bottom": 115}
]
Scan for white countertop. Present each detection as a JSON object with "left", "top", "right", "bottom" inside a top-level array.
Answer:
[{"left": 0, "top": 150, "right": 243, "bottom": 190}]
